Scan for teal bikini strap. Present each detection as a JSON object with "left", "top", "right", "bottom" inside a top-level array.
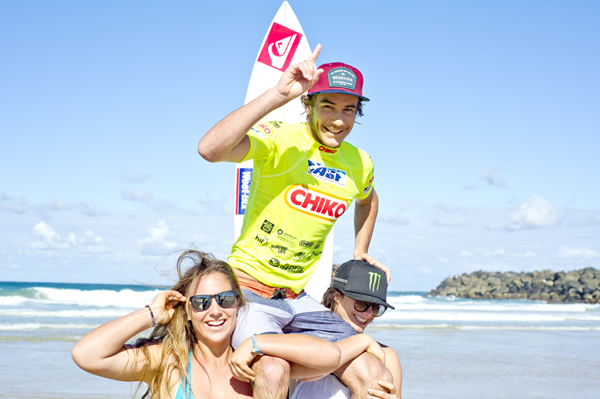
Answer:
[{"left": 184, "top": 350, "right": 193, "bottom": 399}]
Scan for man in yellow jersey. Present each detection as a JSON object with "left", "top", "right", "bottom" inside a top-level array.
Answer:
[{"left": 199, "top": 45, "right": 392, "bottom": 399}]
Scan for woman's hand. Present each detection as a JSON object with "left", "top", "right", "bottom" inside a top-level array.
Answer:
[
  {"left": 149, "top": 290, "right": 186, "bottom": 325},
  {"left": 228, "top": 336, "right": 258, "bottom": 383},
  {"left": 367, "top": 380, "right": 398, "bottom": 399}
]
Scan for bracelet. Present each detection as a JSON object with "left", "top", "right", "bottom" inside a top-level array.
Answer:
[
  {"left": 145, "top": 305, "right": 156, "bottom": 327},
  {"left": 251, "top": 334, "right": 263, "bottom": 356}
]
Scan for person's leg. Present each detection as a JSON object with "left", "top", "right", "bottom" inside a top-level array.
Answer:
[
  {"left": 286, "top": 294, "right": 393, "bottom": 398},
  {"left": 233, "top": 290, "right": 294, "bottom": 399},
  {"left": 252, "top": 355, "right": 291, "bottom": 399},
  {"left": 334, "top": 352, "right": 393, "bottom": 399}
]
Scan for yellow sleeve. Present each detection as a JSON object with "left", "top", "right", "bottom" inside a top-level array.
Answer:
[
  {"left": 242, "top": 122, "right": 277, "bottom": 162},
  {"left": 355, "top": 153, "right": 375, "bottom": 200}
]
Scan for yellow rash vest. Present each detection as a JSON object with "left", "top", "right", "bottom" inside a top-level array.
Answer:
[{"left": 229, "top": 121, "right": 375, "bottom": 293}]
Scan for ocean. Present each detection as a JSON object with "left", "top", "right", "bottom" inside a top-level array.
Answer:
[{"left": 1, "top": 281, "right": 599, "bottom": 398}]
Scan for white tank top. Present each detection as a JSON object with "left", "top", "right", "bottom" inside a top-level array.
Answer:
[{"left": 290, "top": 375, "right": 351, "bottom": 399}]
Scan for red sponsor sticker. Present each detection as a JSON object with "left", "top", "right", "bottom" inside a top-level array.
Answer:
[
  {"left": 318, "top": 145, "right": 338, "bottom": 155},
  {"left": 257, "top": 23, "right": 302, "bottom": 72},
  {"left": 284, "top": 185, "right": 349, "bottom": 221},
  {"left": 257, "top": 123, "right": 273, "bottom": 135}
]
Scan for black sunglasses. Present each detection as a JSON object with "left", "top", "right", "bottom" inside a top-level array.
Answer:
[
  {"left": 189, "top": 291, "right": 239, "bottom": 312},
  {"left": 354, "top": 299, "right": 387, "bottom": 317}
]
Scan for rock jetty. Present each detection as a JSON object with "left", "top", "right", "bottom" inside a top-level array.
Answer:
[{"left": 427, "top": 267, "right": 600, "bottom": 303}]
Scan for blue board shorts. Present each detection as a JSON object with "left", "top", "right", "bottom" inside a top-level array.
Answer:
[{"left": 231, "top": 289, "right": 357, "bottom": 349}]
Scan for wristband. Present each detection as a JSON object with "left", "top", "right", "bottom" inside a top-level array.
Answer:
[
  {"left": 251, "top": 334, "right": 264, "bottom": 356},
  {"left": 145, "top": 305, "right": 156, "bottom": 327}
]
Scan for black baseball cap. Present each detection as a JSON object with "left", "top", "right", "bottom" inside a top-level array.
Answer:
[{"left": 332, "top": 260, "right": 394, "bottom": 310}]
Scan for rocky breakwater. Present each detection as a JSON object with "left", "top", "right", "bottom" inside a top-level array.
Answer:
[{"left": 428, "top": 267, "right": 600, "bottom": 303}]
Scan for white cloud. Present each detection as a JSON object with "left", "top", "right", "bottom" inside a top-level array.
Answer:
[
  {"left": 0, "top": 192, "right": 29, "bottom": 214},
  {"left": 46, "top": 199, "right": 74, "bottom": 211},
  {"left": 31, "top": 221, "right": 76, "bottom": 250},
  {"left": 481, "top": 165, "right": 508, "bottom": 188},
  {"left": 137, "top": 220, "right": 177, "bottom": 252},
  {"left": 120, "top": 172, "right": 151, "bottom": 183},
  {"left": 460, "top": 250, "right": 472, "bottom": 257},
  {"left": 121, "top": 189, "right": 153, "bottom": 202},
  {"left": 483, "top": 249, "right": 506, "bottom": 257},
  {"left": 508, "top": 195, "right": 564, "bottom": 230},
  {"left": 464, "top": 165, "right": 507, "bottom": 190},
  {"left": 79, "top": 230, "right": 108, "bottom": 253},
  {"left": 381, "top": 213, "right": 410, "bottom": 225},
  {"left": 79, "top": 203, "right": 103, "bottom": 216},
  {"left": 434, "top": 217, "right": 466, "bottom": 227},
  {"left": 559, "top": 246, "right": 600, "bottom": 260},
  {"left": 524, "top": 252, "right": 537, "bottom": 258}
]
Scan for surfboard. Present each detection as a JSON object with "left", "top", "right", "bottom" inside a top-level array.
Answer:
[{"left": 234, "top": 1, "right": 334, "bottom": 299}]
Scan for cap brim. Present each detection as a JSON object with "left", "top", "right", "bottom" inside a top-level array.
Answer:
[{"left": 309, "top": 89, "right": 370, "bottom": 102}]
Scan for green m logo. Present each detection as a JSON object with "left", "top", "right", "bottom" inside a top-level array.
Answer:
[{"left": 368, "top": 272, "right": 381, "bottom": 292}]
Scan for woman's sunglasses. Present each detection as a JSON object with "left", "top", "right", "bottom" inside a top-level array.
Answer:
[
  {"left": 354, "top": 300, "right": 387, "bottom": 317},
  {"left": 189, "top": 291, "right": 239, "bottom": 312}
]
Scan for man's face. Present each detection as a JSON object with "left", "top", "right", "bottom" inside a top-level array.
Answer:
[{"left": 306, "top": 93, "right": 359, "bottom": 148}]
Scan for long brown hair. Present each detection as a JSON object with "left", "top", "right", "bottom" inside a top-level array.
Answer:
[{"left": 135, "top": 249, "right": 245, "bottom": 399}]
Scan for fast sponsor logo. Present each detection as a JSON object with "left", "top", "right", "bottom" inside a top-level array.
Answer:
[
  {"left": 236, "top": 168, "right": 253, "bottom": 215},
  {"left": 299, "top": 240, "right": 314, "bottom": 248},
  {"left": 257, "top": 22, "right": 302, "bottom": 72},
  {"left": 313, "top": 240, "right": 323, "bottom": 250},
  {"left": 306, "top": 159, "right": 347, "bottom": 187},
  {"left": 284, "top": 185, "right": 349, "bottom": 221},
  {"left": 257, "top": 123, "right": 273, "bottom": 136},
  {"left": 318, "top": 145, "right": 338, "bottom": 155}
]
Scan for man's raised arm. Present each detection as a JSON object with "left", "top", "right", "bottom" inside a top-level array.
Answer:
[{"left": 198, "top": 44, "right": 324, "bottom": 163}]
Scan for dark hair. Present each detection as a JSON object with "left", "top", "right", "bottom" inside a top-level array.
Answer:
[
  {"left": 300, "top": 94, "right": 364, "bottom": 120},
  {"left": 321, "top": 286, "right": 342, "bottom": 313}
]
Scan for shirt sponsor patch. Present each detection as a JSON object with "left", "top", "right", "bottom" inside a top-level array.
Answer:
[
  {"left": 236, "top": 168, "right": 253, "bottom": 215},
  {"left": 307, "top": 159, "right": 347, "bottom": 187},
  {"left": 363, "top": 175, "right": 375, "bottom": 194},
  {"left": 256, "top": 123, "right": 273, "bottom": 136},
  {"left": 284, "top": 185, "right": 349, "bottom": 221}
]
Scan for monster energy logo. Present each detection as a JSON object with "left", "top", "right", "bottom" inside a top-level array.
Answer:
[{"left": 368, "top": 272, "right": 381, "bottom": 292}]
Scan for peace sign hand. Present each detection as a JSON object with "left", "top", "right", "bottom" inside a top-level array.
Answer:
[{"left": 275, "top": 44, "right": 323, "bottom": 101}]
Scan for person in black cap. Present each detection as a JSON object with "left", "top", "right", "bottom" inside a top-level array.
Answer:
[{"left": 291, "top": 260, "right": 402, "bottom": 399}]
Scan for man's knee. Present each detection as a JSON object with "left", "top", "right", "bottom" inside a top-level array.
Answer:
[
  {"left": 334, "top": 352, "right": 393, "bottom": 398},
  {"left": 253, "top": 355, "right": 291, "bottom": 381},
  {"left": 252, "top": 355, "right": 291, "bottom": 399}
]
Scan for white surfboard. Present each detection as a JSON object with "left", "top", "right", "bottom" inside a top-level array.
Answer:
[{"left": 234, "top": 1, "right": 333, "bottom": 300}]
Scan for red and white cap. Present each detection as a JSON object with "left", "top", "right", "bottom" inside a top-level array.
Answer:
[{"left": 308, "top": 62, "right": 370, "bottom": 102}]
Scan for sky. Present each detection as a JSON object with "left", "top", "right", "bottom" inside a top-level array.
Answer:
[{"left": 1, "top": 0, "right": 599, "bottom": 291}]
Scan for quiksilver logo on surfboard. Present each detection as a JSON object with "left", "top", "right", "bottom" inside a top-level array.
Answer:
[{"left": 258, "top": 23, "right": 302, "bottom": 72}]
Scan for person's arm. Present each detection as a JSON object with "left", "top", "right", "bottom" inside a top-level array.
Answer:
[
  {"left": 294, "top": 334, "right": 385, "bottom": 382},
  {"left": 198, "top": 45, "right": 324, "bottom": 163},
  {"left": 229, "top": 333, "right": 341, "bottom": 382},
  {"left": 71, "top": 290, "right": 186, "bottom": 382},
  {"left": 354, "top": 189, "right": 391, "bottom": 282},
  {"left": 367, "top": 347, "right": 402, "bottom": 399}
]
